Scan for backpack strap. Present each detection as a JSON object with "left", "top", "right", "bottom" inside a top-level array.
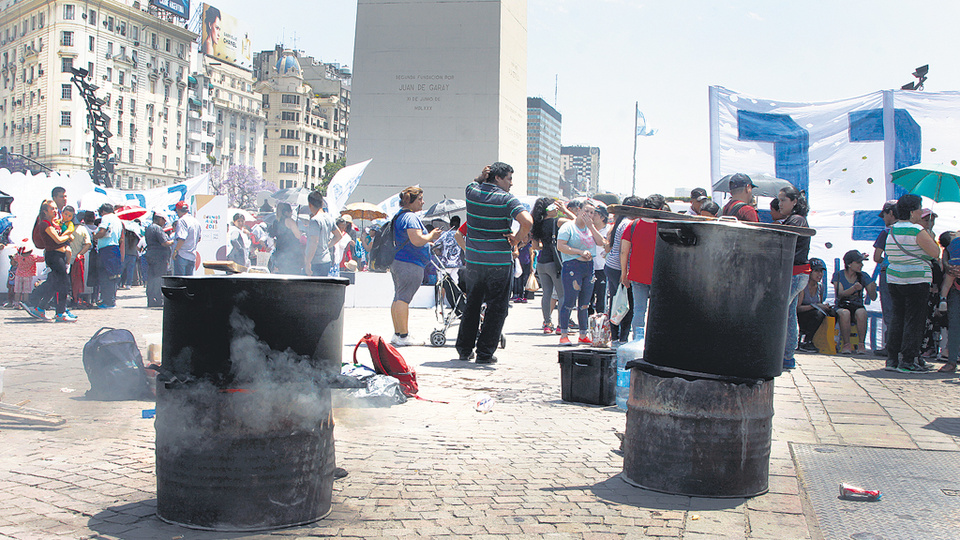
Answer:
[
  {"left": 352, "top": 333, "right": 372, "bottom": 365},
  {"left": 725, "top": 202, "right": 747, "bottom": 217}
]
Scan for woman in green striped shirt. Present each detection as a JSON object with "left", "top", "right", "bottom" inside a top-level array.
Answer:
[{"left": 883, "top": 194, "right": 940, "bottom": 372}]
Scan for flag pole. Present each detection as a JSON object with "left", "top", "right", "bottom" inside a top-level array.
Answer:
[{"left": 632, "top": 101, "right": 638, "bottom": 196}]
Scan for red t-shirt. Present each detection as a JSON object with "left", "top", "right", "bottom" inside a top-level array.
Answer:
[
  {"left": 721, "top": 199, "right": 759, "bottom": 222},
  {"left": 622, "top": 219, "right": 657, "bottom": 285},
  {"left": 32, "top": 219, "right": 62, "bottom": 250}
]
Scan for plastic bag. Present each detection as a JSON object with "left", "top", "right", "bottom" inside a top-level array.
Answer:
[
  {"left": 336, "top": 374, "right": 408, "bottom": 407},
  {"left": 513, "top": 257, "right": 522, "bottom": 278},
  {"left": 610, "top": 284, "right": 630, "bottom": 325},
  {"left": 525, "top": 272, "right": 540, "bottom": 292}
]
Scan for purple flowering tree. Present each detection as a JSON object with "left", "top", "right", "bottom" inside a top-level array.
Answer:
[{"left": 209, "top": 165, "right": 277, "bottom": 210}]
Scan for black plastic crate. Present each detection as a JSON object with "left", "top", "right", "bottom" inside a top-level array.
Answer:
[{"left": 558, "top": 348, "right": 617, "bottom": 406}]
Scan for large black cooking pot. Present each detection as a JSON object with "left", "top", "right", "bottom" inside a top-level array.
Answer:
[
  {"left": 161, "top": 274, "right": 349, "bottom": 382},
  {"left": 643, "top": 219, "right": 800, "bottom": 380}
]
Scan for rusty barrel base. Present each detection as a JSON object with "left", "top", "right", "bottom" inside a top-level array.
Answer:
[
  {"left": 156, "top": 507, "right": 333, "bottom": 533},
  {"left": 620, "top": 472, "right": 769, "bottom": 499},
  {"left": 622, "top": 368, "right": 774, "bottom": 498}
]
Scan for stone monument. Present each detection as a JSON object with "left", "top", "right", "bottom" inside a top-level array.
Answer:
[{"left": 347, "top": 0, "right": 528, "bottom": 204}]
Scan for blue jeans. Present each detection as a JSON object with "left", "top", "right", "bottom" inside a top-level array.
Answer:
[
  {"left": 605, "top": 266, "right": 633, "bottom": 342},
  {"left": 947, "top": 287, "right": 960, "bottom": 365},
  {"left": 120, "top": 254, "right": 138, "bottom": 287},
  {"left": 784, "top": 273, "right": 810, "bottom": 363},
  {"left": 630, "top": 282, "right": 651, "bottom": 335},
  {"left": 559, "top": 259, "right": 594, "bottom": 334},
  {"left": 173, "top": 255, "right": 195, "bottom": 276},
  {"left": 887, "top": 282, "right": 929, "bottom": 367},
  {"left": 311, "top": 262, "right": 332, "bottom": 277}
]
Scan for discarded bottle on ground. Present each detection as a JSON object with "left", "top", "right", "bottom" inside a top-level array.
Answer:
[{"left": 615, "top": 327, "right": 645, "bottom": 410}]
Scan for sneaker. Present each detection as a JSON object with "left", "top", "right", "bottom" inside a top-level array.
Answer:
[
  {"left": 96, "top": 303, "right": 116, "bottom": 309},
  {"left": 476, "top": 355, "right": 498, "bottom": 364},
  {"left": 542, "top": 323, "right": 554, "bottom": 334},
  {"left": 520, "top": 297, "right": 528, "bottom": 304},
  {"left": 938, "top": 298, "right": 948, "bottom": 312},
  {"left": 559, "top": 335, "right": 572, "bottom": 346},
  {"left": 783, "top": 359, "right": 796, "bottom": 370},
  {"left": 578, "top": 336, "right": 593, "bottom": 345},
  {"left": 457, "top": 351, "right": 475, "bottom": 361},
  {"left": 555, "top": 327, "right": 562, "bottom": 335},
  {"left": 896, "top": 362, "right": 925, "bottom": 373},
  {"left": 391, "top": 334, "right": 424, "bottom": 347},
  {"left": 54, "top": 312, "right": 78, "bottom": 323},
  {"left": 21, "top": 302, "right": 47, "bottom": 321}
]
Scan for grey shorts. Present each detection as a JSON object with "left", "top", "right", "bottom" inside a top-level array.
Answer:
[{"left": 391, "top": 260, "right": 424, "bottom": 303}]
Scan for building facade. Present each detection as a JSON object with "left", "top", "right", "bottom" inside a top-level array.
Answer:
[
  {"left": 347, "top": 0, "right": 528, "bottom": 204},
  {"left": 185, "top": 53, "right": 264, "bottom": 178},
  {"left": 561, "top": 145, "right": 600, "bottom": 195},
  {"left": 0, "top": 0, "right": 196, "bottom": 189},
  {"left": 254, "top": 48, "right": 344, "bottom": 190},
  {"left": 526, "top": 96, "right": 560, "bottom": 197}
]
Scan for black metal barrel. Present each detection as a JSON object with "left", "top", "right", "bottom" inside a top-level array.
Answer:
[
  {"left": 156, "top": 274, "right": 348, "bottom": 531},
  {"left": 644, "top": 219, "right": 799, "bottom": 380},
  {"left": 622, "top": 364, "right": 773, "bottom": 497}
]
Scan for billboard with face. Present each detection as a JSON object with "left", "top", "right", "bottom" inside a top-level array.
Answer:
[
  {"left": 150, "top": 0, "right": 189, "bottom": 19},
  {"left": 200, "top": 3, "right": 252, "bottom": 70}
]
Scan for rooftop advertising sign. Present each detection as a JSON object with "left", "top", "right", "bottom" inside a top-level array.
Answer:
[{"left": 200, "top": 3, "right": 252, "bottom": 70}]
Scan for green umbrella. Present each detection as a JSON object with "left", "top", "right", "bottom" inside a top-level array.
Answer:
[{"left": 891, "top": 163, "right": 960, "bottom": 202}]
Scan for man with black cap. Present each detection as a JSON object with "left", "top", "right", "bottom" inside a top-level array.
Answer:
[
  {"left": 721, "top": 173, "right": 759, "bottom": 222},
  {"left": 686, "top": 188, "right": 709, "bottom": 216},
  {"left": 872, "top": 200, "right": 898, "bottom": 354}
]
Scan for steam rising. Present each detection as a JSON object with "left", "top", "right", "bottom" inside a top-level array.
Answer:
[{"left": 157, "top": 309, "right": 332, "bottom": 452}]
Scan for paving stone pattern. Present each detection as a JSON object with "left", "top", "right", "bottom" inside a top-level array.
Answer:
[{"left": 0, "top": 288, "right": 958, "bottom": 538}]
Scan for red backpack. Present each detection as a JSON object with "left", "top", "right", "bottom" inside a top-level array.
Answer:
[{"left": 353, "top": 333, "right": 419, "bottom": 397}]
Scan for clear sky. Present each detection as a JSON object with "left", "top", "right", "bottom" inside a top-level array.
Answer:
[{"left": 223, "top": 0, "right": 960, "bottom": 198}]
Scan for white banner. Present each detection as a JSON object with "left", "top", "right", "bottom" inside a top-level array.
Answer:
[
  {"left": 326, "top": 159, "right": 372, "bottom": 215},
  {"left": 0, "top": 170, "right": 209, "bottom": 277},
  {"left": 709, "top": 86, "right": 960, "bottom": 292}
]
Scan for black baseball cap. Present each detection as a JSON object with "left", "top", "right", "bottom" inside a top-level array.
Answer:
[
  {"left": 843, "top": 250, "right": 867, "bottom": 266},
  {"left": 690, "top": 188, "right": 709, "bottom": 201},
  {"left": 809, "top": 258, "right": 826, "bottom": 271},
  {"left": 728, "top": 173, "right": 756, "bottom": 190}
]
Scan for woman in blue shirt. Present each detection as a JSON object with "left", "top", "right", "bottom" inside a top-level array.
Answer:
[
  {"left": 556, "top": 201, "right": 607, "bottom": 345},
  {"left": 391, "top": 186, "right": 441, "bottom": 347}
]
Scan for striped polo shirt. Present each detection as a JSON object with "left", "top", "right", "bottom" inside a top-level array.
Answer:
[
  {"left": 885, "top": 222, "right": 933, "bottom": 285},
  {"left": 464, "top": 181, "right": 524, "bottom": 267}
]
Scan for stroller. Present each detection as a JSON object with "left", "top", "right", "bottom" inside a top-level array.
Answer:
[{"left": 428, "top": 254, "right": 506, "bottom": 350}]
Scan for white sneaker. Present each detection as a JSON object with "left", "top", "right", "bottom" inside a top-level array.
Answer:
[
  {"left": 390, "top": 334, "right": 424, "bottom": 347},
  {"left": 938, "top": 298, "right": 948, "bottom": 312}
]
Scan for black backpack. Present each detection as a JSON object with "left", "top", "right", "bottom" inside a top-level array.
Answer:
[
  {"left": 368, "top": 210, "right": 410, "bottom": 272},
  {"left": 82, "top": 327, "right": 150, "bottom": 400}
]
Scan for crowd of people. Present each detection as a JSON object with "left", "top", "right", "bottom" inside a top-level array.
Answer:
[{"left": 9, "top": 175, "right": 960, "bottom": 378}]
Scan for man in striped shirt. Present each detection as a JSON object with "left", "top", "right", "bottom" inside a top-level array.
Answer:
[{"left": 455, "top": 162, "right": 533, "bottom": 364}]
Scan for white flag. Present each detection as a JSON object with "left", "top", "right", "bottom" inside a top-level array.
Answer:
[{"left": 325, "top": 159, "right": 372, "bottom": 215}]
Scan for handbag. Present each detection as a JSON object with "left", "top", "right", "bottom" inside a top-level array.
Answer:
[{"left": 609, "top": 284, "right": 630, "bottom": 325}]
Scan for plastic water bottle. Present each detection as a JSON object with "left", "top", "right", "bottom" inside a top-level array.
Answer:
[{"left": 615, "top": 327, "right": 645, "bottom": 410}]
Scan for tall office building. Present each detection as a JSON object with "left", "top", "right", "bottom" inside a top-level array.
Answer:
[
  {"left": 0, "top": 0, "right": 196, "bottom": 188},
  {"left": 254, "top": 48, "right": 345, "bottom": 190},
  {"left": 526, "top": 97, "right": 560, "bottom": 197},
  {"left": 347, "top": 0, "right": 527, "bottom": 204},
  {"left": 561, "top": 145, "right": 600, "bottom": 195}
]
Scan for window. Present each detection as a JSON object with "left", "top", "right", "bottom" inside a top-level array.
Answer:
[
  {"left": 118, "top": 21, "right": 125, "bottom": 36},
  {"left": 281, "top": 94, "right": 300, "bottom": 105},
  {"left": 88, "top": 35, "right": 94, "bottom": 51},
  {"left": 61, "top": 57, "right": 73, "bottom": 73},
  {"left": 131, "top": 26, "right": 139, "bottom": 42},
  {"left": 88, "top": 10, "right": 97, "bottom": 26},
  {"left": 280, "top": 163, "right": 297, "bottom": 173},
  {"left": 118, "top": 71, "right": 124, "bottom": 85},
  {"left": 177, "top": 43, "right": 185, "bottom": 58},
  {"left": 129, "top": 149, "right": 134, "bottom": 162},
  {"left": 31, "top": 15, "right": 35, "bottom": 31},
  {"left": 105, "top": 67, "right": 111, "bottom": 82},
  {"left": 61, "top": 31, "right": 73, "bottom": 46},
  {"left": 107, "top": 42, "right": 113, "bottom": 56},
  {"left": 60, "top": 139, "right": 70, "bottom": 154},
  {"left": 117, "top": 122, "right": 122, "bottom": 136},
  {"left": 60, "top": 111, "right": 71, "bottom": 126},
  {"left": 107, "top": 16, "right": 114, "bottom": 32},
  {"left": 281, "top": 111, "right": 298, "bottom": 122},
  {"left": 164, "top": 38, "right": 170, "bottom": 52},
  {"left": 63, "top": 5, "right": 75, "bottom": 20},
  {"left": 61, "top": 84, "right": 71, "bottom": 99},
  {"left": 164, "top": 85, "right": 170, "bottom": 100},
  {"left": 151, "top": 33, "right": 157, "bottom": 49}
]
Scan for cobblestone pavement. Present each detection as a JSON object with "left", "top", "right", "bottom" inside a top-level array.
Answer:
[{"left": 1, "top": 287, "right": 958, "bottom": 539}]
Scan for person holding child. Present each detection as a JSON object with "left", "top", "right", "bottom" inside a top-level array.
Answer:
[
  {"left": 832, "top": 250, "right": 877, "bottom": 355},
  {"left": 24, "top": 200, "right": 75, "bottom": 321}
]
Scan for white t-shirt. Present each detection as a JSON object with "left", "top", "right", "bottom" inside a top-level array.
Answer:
[{"left": 594, "top": 224, "right": 610, "bottom": 271}]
